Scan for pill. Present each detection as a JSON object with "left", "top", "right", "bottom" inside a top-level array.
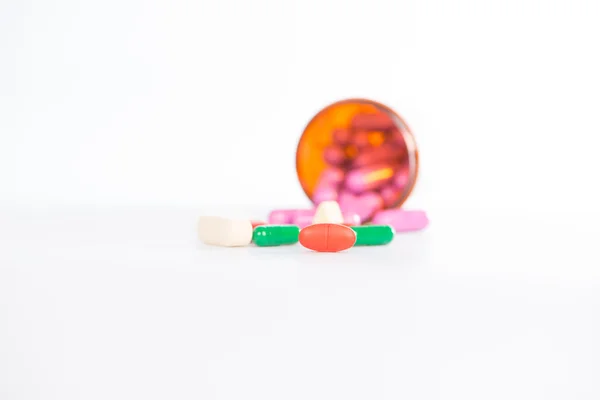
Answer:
[
  {"left": 351, "top": 225, "right": 395, "bottom": 246},
  {"left": 323, "top": 145, "right": 347, "bottom": 166},
  {"left": 312, "top": 200, "right": 344, "bottom": 224},
  {"left": 332, "top": 128, "right": 352, "bottom": 145},
  {"left": 294, "top": 212, "right": 361, "bottom": 229},
  {"left": 251, "top": 220, "right": 267, "bottom": 228},
  {"left": 345, "top": 163, "right": 395, "bottom": 193},
  {"left": 351, "top": 130, "right": 372, "bottom": 148},
  {"left": 393, "top": 165, "right": 411, "bottom": 189},
  {"left": 197, "top": 216, "right": 253, "bottom": 247},
  {"left": 380, "top": 185, "right": 402, "bottom": 208},
  {"left": 319, "top": 167, "right": 345, "bottom": 184},
  {"left": 338, "top": 191, "right": 384, "bottom": 222},
  {"left": 351, "top": 112, "right": 395, "bottom": 131},
  {"left": 370, "top": 209, "right": 429, "bottom": 232},
  {"left": 267, "top": 209, "right": 313, "bottom": 224},
  {"left": 352, "top": 143, "right": 406, "bottom": 168},
  {"left": 312, "top": 182, "right": 339, "bottom": 204},
  {"left": 299, "top": 223, "right": 357, "bottom": 252},
  {"left": 252, "top": 225, "right": 300, "bottom": 247},
  {"left": 268, "top": 209, "right": 295, "bottom": 224}
]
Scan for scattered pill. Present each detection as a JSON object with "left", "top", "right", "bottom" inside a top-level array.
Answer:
[
  {"left": 252, "top": 225, "right": 300, "bottom": 247},
  {"left": 268, "top": 209, "right": 314, "bottom": 225},
  {"left": 198, "top": 216, "right": 253, "bottom": 247},
  {"left": 312, "top": 200, "right": 344, "bottom": 224},
  {"left": 351, "top": 225, "right": 395, "bottom": 246},
  {"left": 299, "top": 223, "right": 357, "bottom": 252},
  {"left": 371, "top": 209, "right": 429, "bottom": 232}
]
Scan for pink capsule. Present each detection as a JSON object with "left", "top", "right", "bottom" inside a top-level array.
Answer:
[
  {"left": 371, "top": 209, "right": 429, "bottom": 232},
  {"left": 267, "top": 209, "right": 313, "bottom": 225},
  {"left": 323, "top": 145, "right": 347, "bottom": 166},
  {"left": 351, "top": 112, "right": 395, "bottom": 131},
  {"left": 312, "top": 182, "right": 339, "bottom": 204},
  {"left": 380, "top": 185, "right": 402, "bottom": 208},
  {"left": 393, "top": 165, "right": 411, "bottom": 189},
  {"left": 294, "top": 212, "right": 361, "bottom": 229},
  {"left": 332, "top": 128, "right": 352, "bottom": 145},
  {"left": 319, "top": 167, "right": 345, "bottom": 185},
  {"left": 338, "top": 191, "right": 384, "bottom": 222},
  {"left": 352, "top": 143, "right": 407, "bottom": 168},
  {"left": 345, "top": 163, "right": 395, "bottom": 193},
  {"left": 352, "top": 130, "right": 372, "bottom": 148}
]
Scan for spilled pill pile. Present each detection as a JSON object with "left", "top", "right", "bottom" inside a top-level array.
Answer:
[{"left": 197, "top": 200, "right": 428, "bottom": 253}]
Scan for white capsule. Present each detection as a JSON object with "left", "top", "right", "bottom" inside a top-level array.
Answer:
[
  {"left": 197, "top": 216, "right": 253, "bottom": 247},
  {"left": 312, "top": 200, "right": 344, "bottom": 224}
]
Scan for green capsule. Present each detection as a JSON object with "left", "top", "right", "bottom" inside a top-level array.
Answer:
[
  {"left": 252, "top": 225, "right": 300, "bottom": 247},
  {"left": 350, "top": 225, "right": 395, "bottom": 246}
]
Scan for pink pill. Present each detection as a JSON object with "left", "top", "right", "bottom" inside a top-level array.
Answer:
[
  {"left": 323, "top": 145, "right": 346, "bottom": 166},
  {"left": 351, "top": 130, "right": 372, "bottom": 148},
  {"left": 267, "top": 209, "right": 314, "bottom": 225},
  {"left": 380, "top": 185, "right": 402, "bottom": 208},
  {"left": 312, "top": 183, "right": 339, "bottom": 204},
  {"left": 345, "top": 163, "right": 395, "bottom": 193},
  {"left": 294, "top": 212, "right": 361, "bottom": 229},
  {"left": 371, "top": 209, "right": 429, "bottom": 232},
  {"left": 319, "top": 167, "right": 345, "bottom": 184},
  {"left": 393, "top": 165, "right": 411, "bottom": 189},
  {"left": 351, "top": 112, "right": 395, "bottom": 131},
  {"left": 332, "top": 128, "right": 352, "bottom": 145},
  {"left": 338, "top": 191, "right": 384, "bottom": 222},
  {"left": 352, "top": 143, "right": 407, "bottom": 168}
]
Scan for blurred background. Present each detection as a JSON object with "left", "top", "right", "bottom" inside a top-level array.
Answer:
[
  {"left": 2, "top": 0, "right": 600, "bottom": 212},
  {"left": 2, "top": 1, "right": 600, "bottom": 399}
]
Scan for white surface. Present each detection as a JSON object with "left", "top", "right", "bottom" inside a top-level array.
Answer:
[{"left": 1, "top": 207, "right": 599, "bottom": 399}]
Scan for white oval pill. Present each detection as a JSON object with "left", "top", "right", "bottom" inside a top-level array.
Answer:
[
  {"left": 312, "top": 200, "right": 344, "bottom": 224},
  {"left": 197, "top": 216, "right": 253, "bottom": 247}
]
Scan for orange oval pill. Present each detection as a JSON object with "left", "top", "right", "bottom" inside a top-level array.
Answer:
[
  {"left": 251, "top": 220, "right": 266, "bottom": 229},
  {"left": 299, "top": 223, "right": 357, "bottom": 252}
]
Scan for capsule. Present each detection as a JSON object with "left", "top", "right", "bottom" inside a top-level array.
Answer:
[
  {"left": 299, "top": 223, "right": 356, "bottom": 252},
  {"left": 252, "top": 225, "right": 300, "bottom": 247},
  {"left": 370, "top": 209, "right": 429, "bottom": 232},
  {"left": 393, "top": 165, "right": 411, "bottom": 189},
  {"left": 351, "top": 225, "right": 395, "bottom": 246},
  {"left": 338, "top": 191, "right": 384, "bottom": 222},
  {"left": 345, "top": 163, "right": 395, "bottom": 193},
  {"left": 267, "top": 209, "right": 314, "bottom": 225},
  {"left": 332, "top": 128, "right": 352, "bottom": 145},
  {"left": 380, "top": 185, "right": 402, "bottom": 208},
  {"left": 323, "top": 145, "right": 347, "bottom": 166},
  {"left": 351, "top": 112, "right": 395, "bottom": 131},
  {"left": 352, "top": 143, "right": 407, "bottom": 168}
]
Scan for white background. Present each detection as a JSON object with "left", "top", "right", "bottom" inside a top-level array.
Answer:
[{"left": 1, "top": 0, "right": 600, "bottom": 399}]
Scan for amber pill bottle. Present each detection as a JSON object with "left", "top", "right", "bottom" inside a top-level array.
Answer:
[{"left": 296, "top": 98, "right": 419, "bottom": 220}]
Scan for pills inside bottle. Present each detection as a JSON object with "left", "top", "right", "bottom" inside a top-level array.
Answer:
[{"left": 296, "top": 99, "right": 419, "bottom": 222}]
